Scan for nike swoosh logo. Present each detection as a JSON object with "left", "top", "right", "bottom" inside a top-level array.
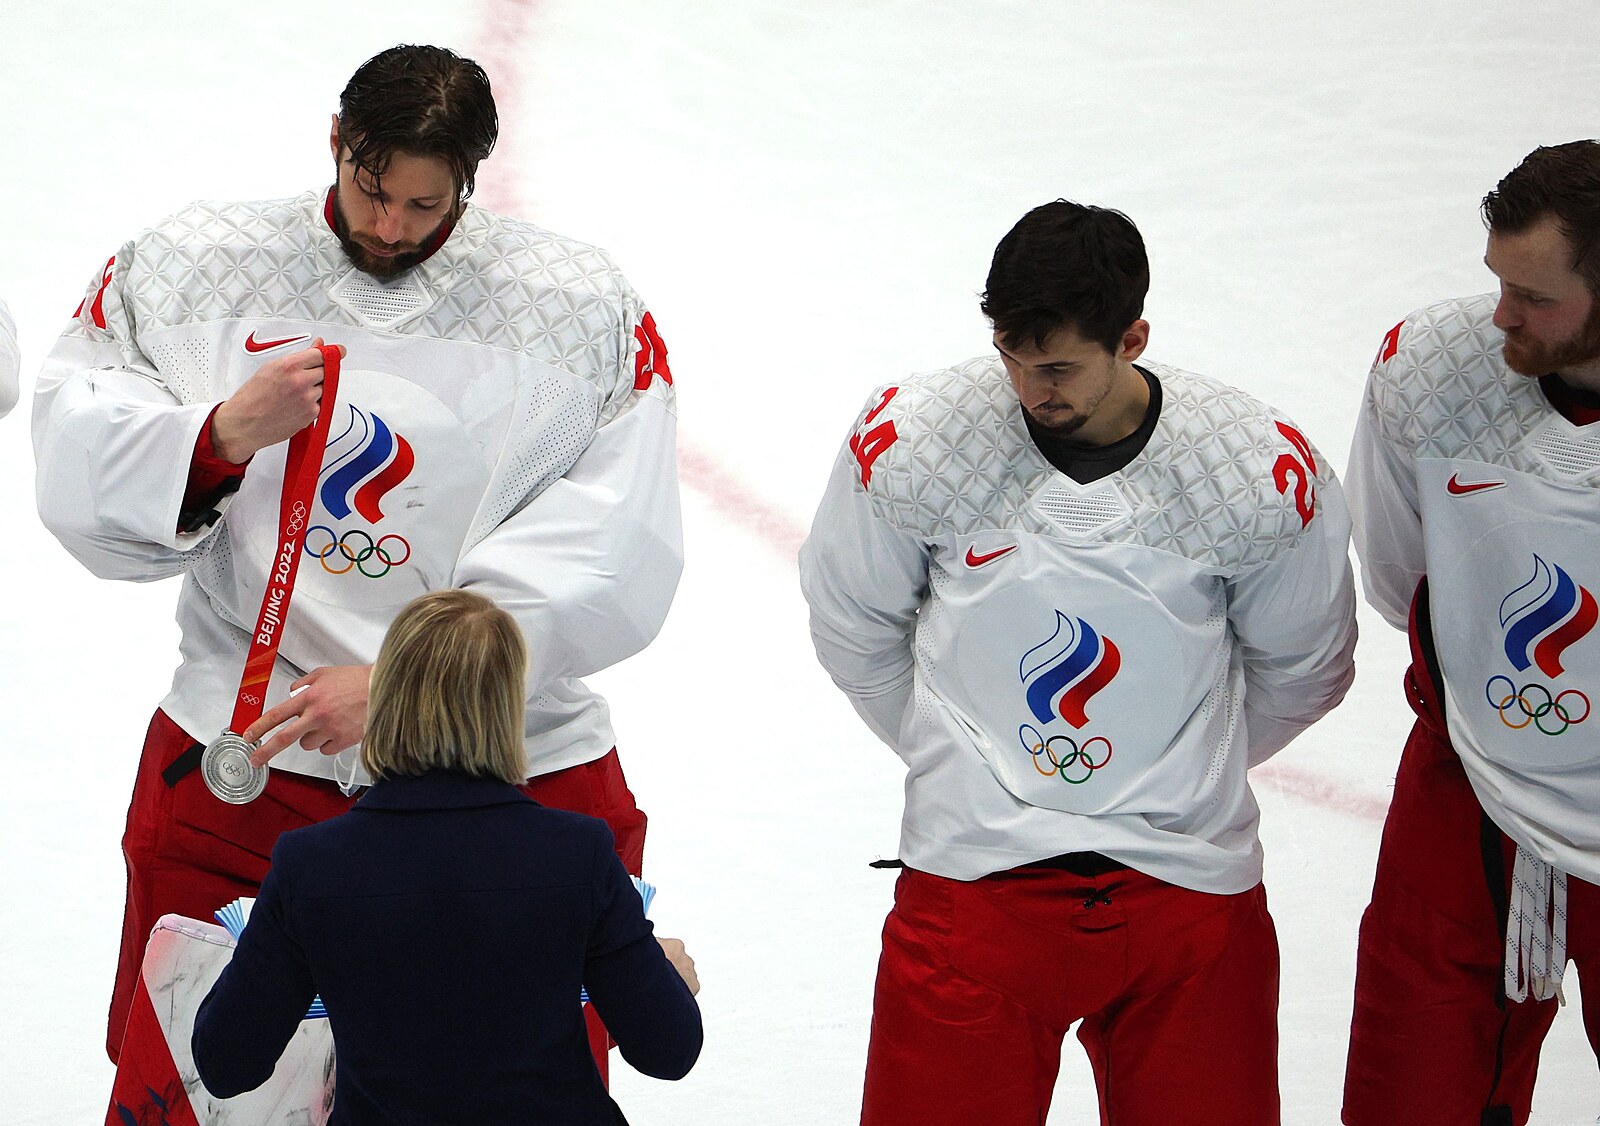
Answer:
[
  {"left": 1446, "top": 473, "right": 1506, "bottom": 496},
  {"left": 965, "top": 543, "right": 1018, "bottom": 568},
  {"left": 244, "top": 331, "right": 310, "bottom": 354}
]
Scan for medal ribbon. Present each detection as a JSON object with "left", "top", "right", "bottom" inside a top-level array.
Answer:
[{"left": 228, "top": 344, "right": 342, "bottom": 737}]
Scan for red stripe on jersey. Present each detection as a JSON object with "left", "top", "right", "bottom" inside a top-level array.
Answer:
[
  {"left": 1534, "top": 585, "right": 1599, "bottom": 678},
  {"left": 1058, "top": 637, "right": 1121, "bottom": 729},
  {"left": 353, "top": 434, "right": 415, "bottom": 523}
]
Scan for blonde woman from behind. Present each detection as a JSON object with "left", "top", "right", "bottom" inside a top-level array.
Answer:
[{"left": 193, "top": 589, "right": 702, "bottom": 1124}]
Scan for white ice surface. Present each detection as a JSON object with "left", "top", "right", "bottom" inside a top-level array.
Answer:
[{"left": 2, "top": 1, "right": 1598, "bottom": 1122}]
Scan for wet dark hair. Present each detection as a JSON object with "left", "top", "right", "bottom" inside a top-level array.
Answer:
[
  {"left": 1483, "top": 140, "right": 1600, "bottom": 295},
  {"left": 981, "top": 200, "right": 1149, "bottom": 353},
  {"left": 337, "top": 44, "right": 498, "bottom": 205}
]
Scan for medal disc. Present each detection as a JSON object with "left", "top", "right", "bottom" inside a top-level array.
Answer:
[{"left": 201, "top": 731, "right": 268, "bottom": 804}]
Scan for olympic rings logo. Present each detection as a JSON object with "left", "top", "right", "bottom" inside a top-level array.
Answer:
[
  {"left": 286, "top": 501, "right": 308, "bottom": 537},
  {"left": 304, "top": 525, "right": 412, "bottom": 579},
  {"left": 1018, "top": 723, "right": 1114, "bottom": 785},
  {"left": 1484, "top": 675, "right": 1591, "bottom": 736}
]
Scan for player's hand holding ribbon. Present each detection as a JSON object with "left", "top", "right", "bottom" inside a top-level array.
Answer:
[{"left": 201, "top": 343, "right": 346, "bottom": 804}]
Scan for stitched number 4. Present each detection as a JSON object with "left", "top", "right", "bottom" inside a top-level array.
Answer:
[
  {"left": 1272, "top": 420, "right": 1317, "bottom": 526},
  {"left": 850, "top": 387, "right": 900, "bottom": 487}
]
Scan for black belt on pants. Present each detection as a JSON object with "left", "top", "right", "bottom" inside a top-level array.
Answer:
[
  {"left": 1024, "top": 851, "right": 1129, "bottom": 878},
  {"left": 162, "top": 742, "right": 206, "bottom": 787},
  {"left": 869, "top": 851, "right": 1129, "bottom": 878}
]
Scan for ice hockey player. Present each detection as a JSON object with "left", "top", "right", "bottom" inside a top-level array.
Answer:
[
  {"left": 32, "top": 42, "right": 680, "bottom": 1100},
  {"left": 1342, "top": 140, "right": 1600, "bottom": 1126},
  {"left": 799, "top": 199, "right": 1357, "bottom": 1125}
]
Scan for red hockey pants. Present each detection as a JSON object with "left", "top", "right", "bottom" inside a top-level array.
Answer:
[
  {"left": 860, "top": 864, "right": 1281, "bottom": 1126},
  {"left": 1342, "top": 715, "right": 1600, "bottom": 1126},
  {"left": 109, "top": 709, "right": 647, "bottom": 1075}
]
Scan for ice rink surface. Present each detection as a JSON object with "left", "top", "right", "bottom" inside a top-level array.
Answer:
[{"left": 3, "top": 1, "right": 1599, "bottom": 1121}]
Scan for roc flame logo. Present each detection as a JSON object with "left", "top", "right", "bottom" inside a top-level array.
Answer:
[
  {"left": 304, "top": 405, "right": 415, "bottom": 579},
  {"left": 1016, "top": 611, "right": 1121, "bottom": 785},
  {"left": 1486, "top": 555, "right": 1595, "bottom": 736},
  {"left": 320, "top": 405, "right": 415, "bottom": 522},
  {"left": 1500, "top": 555, "right": 1597, "bottom": 676}
]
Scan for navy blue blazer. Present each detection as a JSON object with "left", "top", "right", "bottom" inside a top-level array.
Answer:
[{"left": 192, "top": 769, "right": 702, "bottom": 1124}]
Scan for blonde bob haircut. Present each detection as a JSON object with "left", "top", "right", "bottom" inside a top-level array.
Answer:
[{"left": 362, "top": 589, "right": 527, "bottom": 784}]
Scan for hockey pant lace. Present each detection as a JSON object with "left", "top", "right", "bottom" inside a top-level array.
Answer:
[{"left": 1504, "top": 845, "right": 1569, "bottom": 1004}]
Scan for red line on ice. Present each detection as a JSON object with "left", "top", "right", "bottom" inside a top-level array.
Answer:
[
  {"left": 676, "top": 445, "right": 809, "bottom": 560},
  {"left": 1253, "top": 762, "right": 1389, "bottom": 824}
]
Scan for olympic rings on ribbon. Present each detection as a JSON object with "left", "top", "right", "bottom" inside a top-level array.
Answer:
[
  {"left": 1485, "top": 675, "right": 1591, "bottom": 736},
  {"left": 286, "top": 501, "right": 308, "bottom": 537},
  {"left": 1018, "top": 724, "right": 1114, "bottom": 785},
  {"left": 304, "top": 525, "right": 412, "bottom": 579}
]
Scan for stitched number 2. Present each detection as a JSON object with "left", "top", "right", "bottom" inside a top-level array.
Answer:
[
  {"left": 849, "top": 387, "right": 900, "bottom": 487},
  {"left": 1271, "top": 420, "right": 1317, "bottom": 527}
]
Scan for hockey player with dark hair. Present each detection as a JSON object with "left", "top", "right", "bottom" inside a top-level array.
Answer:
[
  {"left": 1342, "top": 140, "right": 1600, "bottom": 1126},
  {"left": 799, "top": 200, "right": 1357, "bottom": 1125},
  {"left": 32, "top": 43, "right": 681, "bottom": 1110}
]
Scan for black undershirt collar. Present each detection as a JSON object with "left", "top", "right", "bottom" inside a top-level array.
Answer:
[
  {"left": 1540, "top": 371, "right": 1600, "bottom": 425},
  {"left": 1024, "top": 366, "right": 1163, "bottom": 484}
]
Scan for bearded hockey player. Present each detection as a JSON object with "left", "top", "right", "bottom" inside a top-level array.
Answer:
[
  {"left": 32, "top": 43, "right": 680, "bottom": 1103},
  {"left": 799, "top": 200, "right": 1357, "bottom": 1126},
  {"left": 1342, "top": 141, "right": 1600, "bottom": 1126}
]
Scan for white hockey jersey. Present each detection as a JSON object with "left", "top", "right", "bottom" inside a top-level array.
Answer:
[
  {"left": 1347, "top": 293, "right": 1600, "bottom": 884},
  {"left": 0, "top": 298, "right": 18, "bottom": 419},
  {"left": 800, "top": 358, "right": 1356, "bottom": 891},
  {"left": 34, "top": 190, "right": 682, "bottom": 786}
]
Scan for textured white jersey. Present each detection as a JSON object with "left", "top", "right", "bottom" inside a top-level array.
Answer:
[
  {"left": 34, "top": 191, "right": 682, "bottom": 785},
  {"left": 0, "top": 298, "right": 18, "bottom": 419},
  {"left": 1348, "top": 293, "right": 1600, "bottom": 883},
  {"left": 800, "top": 358, "right": 1356, "bottom": 891}
]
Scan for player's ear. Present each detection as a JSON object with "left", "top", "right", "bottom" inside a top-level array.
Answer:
[
  {"left": 329, "top": 115, "right": 341, "bottom": 163},
  {"left": 1118, "top": 319, "right": 1151, "bottom": 363}
]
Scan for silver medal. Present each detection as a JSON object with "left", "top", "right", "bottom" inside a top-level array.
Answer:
[{"left": 201, "top": 731, "right": 268, "bottom": 804}]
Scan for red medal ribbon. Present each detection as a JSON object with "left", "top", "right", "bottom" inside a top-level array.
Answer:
[{"left": 228, "top": 344, "right": 342, "bottom": 736}]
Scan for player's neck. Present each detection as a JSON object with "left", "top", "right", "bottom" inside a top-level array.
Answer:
[
  {"left": 1075, "top": 361, "right": 1151, "bottom": 447},
  {"left": 1555, "top": 355, "right": 1600, "bottom": 396}
]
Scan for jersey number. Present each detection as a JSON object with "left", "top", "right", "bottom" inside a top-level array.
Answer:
[
  {"left": 633, "top": 311, "right": 673, "bottom": 391},
  {"left": 73, "top": 256, "right": 116, "bottom": 330},
  {"left": 1374, "top": 319, "right": 1404, "bottom": 366},
  {"left": 1272, "top": 420, "right": 1317, "bottom": 527},
  {"left": 849, "top": 387, "right": 900, "bottom": 487}
]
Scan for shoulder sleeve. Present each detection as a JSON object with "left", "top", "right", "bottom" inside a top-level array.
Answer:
[
  {"left": 1345, "top": 317, "right": 1425, "bottom": 630},
  {"left": 797, "top": 385, "right": 930, "bottom": 750},
  {"left": 453, "top": 289, "right": 682, "bottom": 693},
  {"left": 1226, "top": 420, "right": 1358, "bottom": 764},
  {"left": 191, "top": 851, "right": 317, "bottom": 1099},
  {"left": 32, "top": 246, "right": 226, "bottom": 580},
  {"left": 0, "top": 298, "right": 18, "bottom": 419},
  {"left": 581, "top": 829, "right": 703, "bottom": 1081}
]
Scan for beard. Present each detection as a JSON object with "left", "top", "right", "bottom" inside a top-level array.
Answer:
[
  {"left": 329, "top": 185, "right": 447, "bottom": 280},
  {"left": 1024, "top": 405, "right": 1089, "bottom": 438},
  {"left": 1503, "top": 300, "right": 1600, "bottom": 376}
]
